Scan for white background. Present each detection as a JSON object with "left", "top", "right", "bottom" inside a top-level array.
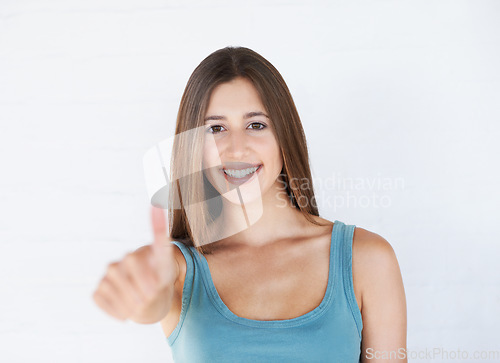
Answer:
[{"left": 1, "top": 0, "right": 499, "bottom": 362}]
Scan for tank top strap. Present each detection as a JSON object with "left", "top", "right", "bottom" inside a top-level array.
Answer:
[
  {"left": 336, "top": 221, "right": 363, "bottom": 339},
  {"left": 168, "top": 241, "right": 196, "bottom": 344}
]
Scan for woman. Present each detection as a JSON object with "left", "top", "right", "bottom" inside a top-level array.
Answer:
[{"left": 93, "top": 47, "right": 407, "bottom": 362}]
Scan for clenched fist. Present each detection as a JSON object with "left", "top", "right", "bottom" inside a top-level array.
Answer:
[{"left": 92, "top": 207, "right": 179, "bottom": 322}]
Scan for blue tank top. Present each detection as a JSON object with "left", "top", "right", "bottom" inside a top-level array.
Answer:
[{"left": 167, "top": 220, "right": 363, "bottom": 362}]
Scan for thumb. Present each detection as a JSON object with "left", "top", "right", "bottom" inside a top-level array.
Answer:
[{"left": 150, "top": 206, "right": 171, "bottom": 269}]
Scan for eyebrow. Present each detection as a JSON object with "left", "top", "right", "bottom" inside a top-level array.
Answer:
[{"left": 204, "top": 111, "right": 269, "bottom": 122}]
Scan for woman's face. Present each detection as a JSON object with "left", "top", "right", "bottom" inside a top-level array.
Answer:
[{"left": 202, "top": 77, "right": 283, "bottom": 205}]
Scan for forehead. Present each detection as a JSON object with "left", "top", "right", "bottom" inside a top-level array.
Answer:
[{"left": 206, "top": 78, "right": 265, "bottom": 112}]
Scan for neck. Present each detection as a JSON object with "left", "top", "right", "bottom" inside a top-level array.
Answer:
[{"left": 208, "top": 181, "right": 310, "bottom": 249}]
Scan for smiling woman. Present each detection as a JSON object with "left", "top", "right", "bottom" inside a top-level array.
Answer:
[
  {"left": 92, "top": 46, "right": 407, "bottom": 363},
  {"left": 166, "top": 47, "right": 323, "bottom": 256},
  {"left": 201, "top": 77, "right": 284, "bottom": 223}
]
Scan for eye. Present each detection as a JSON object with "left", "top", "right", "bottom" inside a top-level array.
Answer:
[
  {"left": 206, "top": 125, "right": 225, "bottom": 134},
  {"left": 248, "top": 122, "right": 266, "bottom": 131},
  {"left": 206, "top": 123, "right": 267, "bottom": 134}
]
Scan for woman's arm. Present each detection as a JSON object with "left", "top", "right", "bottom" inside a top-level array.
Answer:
[
  {"left": 352, "top": 228, "right": 408, "bottom": 363},
  {"left": 92, "top": 207, "right": 180, "bottom": 325}
]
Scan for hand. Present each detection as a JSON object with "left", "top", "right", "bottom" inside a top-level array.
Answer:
[{"left": 92, "top": 207, "right": 178, "bottom": 321}]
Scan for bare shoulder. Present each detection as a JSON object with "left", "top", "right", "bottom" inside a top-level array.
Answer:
[
  {"left": 159, "top": 242, "right": 188, "bottom": 337},
  {"left": 171, "top": 242, "right": 187, "bottom": 288},
  {"left": 352, "top": 227, "right": 405, "bottom": 310},
  {"left": 352, "top": 227, "right": 398, "bottom": 267}
]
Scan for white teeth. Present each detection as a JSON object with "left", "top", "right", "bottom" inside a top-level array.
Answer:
[{"left": 224, "top": 166, "right": 259, "bottom": 178}]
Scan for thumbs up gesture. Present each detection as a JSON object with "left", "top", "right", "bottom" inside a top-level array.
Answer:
[{"left": 92, "top": 207, "right": 179, "bottom": 322}]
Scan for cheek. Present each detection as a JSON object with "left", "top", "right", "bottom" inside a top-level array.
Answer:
[
  {"left": 202, "top": 138, "right": 223, "bottom": 189},
  {"left": 203, "top": 136, "right": 222, "bottom": 168},
  {"left": 259, "top": 137, "right": 282, "bottom": 169}
]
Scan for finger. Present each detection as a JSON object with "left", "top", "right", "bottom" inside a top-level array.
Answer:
[
  {"left": 99, "top": 278, "right": 132, "bottom": 318},
  {"left": 93, "top": 292, "right": 126, "bottom": 321},
  {"left": 107, "top": 260, "right": 148, "bottom": 306},
  {"left": 93, "top": 280, "right": 129, "bottom": 321},
  {"left": 121, "top": 254, "right": 158, "bottom": 300}
]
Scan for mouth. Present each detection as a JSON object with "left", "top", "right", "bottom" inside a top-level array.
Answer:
[{"left": 220, "top": 164, "right": 263, "bottom": 184}]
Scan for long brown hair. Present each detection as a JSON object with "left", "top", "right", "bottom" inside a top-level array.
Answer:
[{"left": 167, "top": 46, "right": 326, "bottom": 255}]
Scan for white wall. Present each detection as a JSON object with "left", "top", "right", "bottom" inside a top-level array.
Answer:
[{"left": 1, "top": 0, "right": 499, "bottom": 362}]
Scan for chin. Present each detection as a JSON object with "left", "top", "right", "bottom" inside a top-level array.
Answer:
[{"left": 221, "top": 190, "right": 262, "bottom": 206}]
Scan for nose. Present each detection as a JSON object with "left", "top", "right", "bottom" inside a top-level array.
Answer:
[{"left": 224, "top": 129, "right": 248, "bottom": 159}]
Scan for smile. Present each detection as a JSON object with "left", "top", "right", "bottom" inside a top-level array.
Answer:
[{"left": 223, "top": 165, "right": 261, "bottom": 178}]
